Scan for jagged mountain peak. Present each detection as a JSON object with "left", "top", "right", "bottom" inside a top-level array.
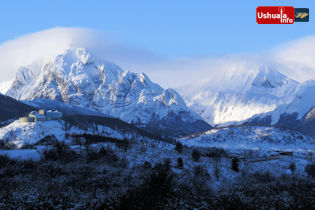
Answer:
[
  {"left": 3, "top": 47, "right": 211, "bottom": 136},
  {"left": 161, "top": 88, "right": 186, "bottom": 107},
  {"left": 46, "top": 48, "right": 123, "bottom": 80},
  {"left": 273, "top": 80, "right": 315, "bottom": 121},
  {"left": 56, "top": 48, "right": 92, "bottom": 64},
  {"left": 178, "top": 65, "right": 299, "bottom": 126},
  {"left": 187, "top": 64, "right": 297, "bottom": 94},
  {"left": 15, "top": 67, "right": 34, "bottom": 85},
  {"left": 251, "top": 67, "right": 296, "bottom": 88}
]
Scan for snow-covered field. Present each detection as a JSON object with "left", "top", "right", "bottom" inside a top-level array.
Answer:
[
  {"left": 176, "top": 126, "right": 314, "bottom": 178},
  {"left": 0, "top": 149, "right": 40, "bottom": 160},
  {"left": 0, "top": 119, "right": 313, "bottom": 209},
  {"left": 179, "top": 126, "right": 315, "bottom": 153},
  {"left": 0, "top": 120, "right": 313, "bottom": 180},
  {"left": 0, "top": 120, "right": 137, "bottom": 148}
]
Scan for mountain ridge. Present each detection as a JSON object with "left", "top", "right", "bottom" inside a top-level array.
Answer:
[
  {"left": 178, "top": 66, "right": 299, "bottom": 126},
  {"left": 2, "top": 48, "right": 211, "bottom": 137}
]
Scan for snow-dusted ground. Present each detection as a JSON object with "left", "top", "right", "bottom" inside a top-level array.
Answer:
[
  {"left": 0, "top": 120, "right": 137, "bottom": 148},
  {"left": 179, "top": 126, "right": 315, "bottom": 152},
  {"left": 0, "top": 149, "right": 40, "bottom": 160},
  {"left": 0, "top": 119, "right": 313, "bottom": 181},
  {"left": 0, "top": 120, "right": 66, "bottom": 146},
  {"left": 63, "top": 125, "right": 314, "bottom": 179},
  {"left": 0, "top": 124, "right": 313, "bottom": 208},
  {"left": 176, "top": 126, "right": 315, "bottom": 178},
  {"left": 84, "top": 136, "right": 312, "bottom": 179}
]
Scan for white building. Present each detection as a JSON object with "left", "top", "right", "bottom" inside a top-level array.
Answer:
[{"left": 19, "top": 109, "right": 63, "bottom": 122}]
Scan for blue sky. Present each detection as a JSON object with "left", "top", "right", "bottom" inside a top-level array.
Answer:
[{"left": 1, "top": 0, "right": 314, "bottom": 58}]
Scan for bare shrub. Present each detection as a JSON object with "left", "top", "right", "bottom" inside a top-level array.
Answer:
[
  {"left": 191, "top": 149, "right": 201, "bottom": 162},
  {"left": 289, "top": 162, "right": 296, "bottom": 174},
  {"left": 305, "top": 163, "right": 315, "bottom": 177},
  {"left": 177, "top": 158, "right": 184, "bottom": 169},
  {"left": 175, "top": 141, "right": 183, "bottom": 153},
  {"left": 0, "top": 140, "right": 17, "bottom": 150},
  {"left": 204, "top": 147, "right": 227, "bottom": 158},
  {"left": 231, "top": 158, "right": 240, "bottom": 172},
  {"left": 42, "top": 141, "right": 77, "bottom": 162}
]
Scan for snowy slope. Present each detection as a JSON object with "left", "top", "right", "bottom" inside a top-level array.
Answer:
[
  {"left": 0, "top": 94, "right": 33, "bottom": 123},
  {"left": 0, "top": 120, "right": 136, "bottom": 147},
  {"left": 22, "top": 98, "right": 112, "bottom": 118},
  {"left": 178, "top": 66, "right": 299, "bottom": 126},
  {"left": 268, "top": 80, "right": 315, "bottom": 123},
  {"left": 179, "top": 126, "right": 315, "bottom": 152},
  {"left": 297, "top": 106, "right": 315, "bottom": 137},
  {"left": 2, "top": 48, "right": 211, "bottom": 136},
  {"left": 0, "top": 80, "right": 13, "bottom": 94},
  {"left": 245, "top": 80, "right": 315, "bottom": 131}
]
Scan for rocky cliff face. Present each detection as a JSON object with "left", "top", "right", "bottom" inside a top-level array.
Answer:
[{"left": 4, "top": 48, "right": 211, "bottom": 136}]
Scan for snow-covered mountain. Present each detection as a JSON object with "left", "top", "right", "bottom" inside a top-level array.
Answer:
[
  {"left": 253, "top": 80, "right": 315, "bottom": 124},
  {"left": 297, "top": 106, "right": 315, "bottom": 137},
  {"left": 245, "top": 80, "right": 315, "bottom": 136},
  {"left": 1, "top": 48, "right": 211, "bottom": 136},
  {"left": 178, "top": 66, "right": 299, "bottom": 126},
  {"left": 0, "top": 80, "right": 13, "bottom": 94}
]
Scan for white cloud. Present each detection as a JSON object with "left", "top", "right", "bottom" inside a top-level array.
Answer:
[
  {"left": 0, "top": 27, "right": 94, "bottom": 81},
  {"left": 141, "top": 35, "right": 315, "bottom": 88},
  {"left": 0, "top": 27, "right": 315, "bottom": 89},
  {"left": 271, "top": 35, "right": 315, "bottom": 82},
  {"left": 0, "top": 27, "right": 161, "bottom": 82}
]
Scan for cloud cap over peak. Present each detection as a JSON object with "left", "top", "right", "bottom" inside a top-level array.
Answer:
[
  {"left": 0, "top": 27, "right": 96, "bottom": 81},
  {"left": 0, "top": 27, "right": 315, "bottom": 89},
  {"left": 0, "top": 27, "right": 164, "bottom": 82}
]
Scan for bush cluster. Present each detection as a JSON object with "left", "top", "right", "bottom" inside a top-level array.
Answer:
[
  {"left": 191, "top": 149, "right": 201, "bottom": 162},
  {"left": 42, "top": 141, "right": 77, "bottom": 162}
]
